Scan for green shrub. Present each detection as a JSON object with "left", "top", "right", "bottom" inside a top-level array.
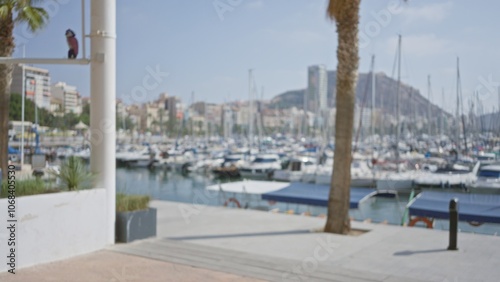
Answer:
[
  {"left": 1, "top": 179, "right": 60, "bottom": 198},
  {"left": 52, "top": 156, "right": 94, "bottom": 190},
  {"left": 116, "top": 193, "right": 150, "bottom": 212}
]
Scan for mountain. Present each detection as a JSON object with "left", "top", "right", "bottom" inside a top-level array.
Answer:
[{"left": 269, "top": 71, "right": 450, "bottom": 120}]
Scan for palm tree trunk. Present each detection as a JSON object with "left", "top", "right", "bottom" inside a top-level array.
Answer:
[
  {"left": 324, "top": 0, "right": 360, "bottom": 234},
  {"left": 0, "top": 14, "right": 15, "bottom": 180}
]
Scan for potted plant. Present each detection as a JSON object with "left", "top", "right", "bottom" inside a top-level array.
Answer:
[{"left": 115, "top": 193, "right": 157, "bottom": 243}]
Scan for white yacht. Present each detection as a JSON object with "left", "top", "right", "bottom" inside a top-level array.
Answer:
[
  {"left": 165, "top": 149, "right": 196, "bottom": 172},
  {"left": 313, "top": 159, "right": 377, "bottom": 187},
  {"left": 413, "top": 162, "right": 479, "bottom": 189},
  {"left": 188, "top": 151, "right": 225, "bottom": 173},
  {"left": 123, "top": 150, "right": 157, "bottom": 168},
  {"left": 350, "top": 159, "right": 378, "bottom": 187},
  {"left": 116, "top": 146, "right": 148, "bottom": 165},
  {"left": 273, "top": 156, "right": 316, "bottom": 182},
  {"left": 468, "top": 164, "right": 500, "bottom": 192},
  {"left": 301, "top": 151, "right": 333, "bottom": 183},
  {"left": 211, "top": 153, "right": 246, "bottom": 178},
  {"left": 239, "top": 154, "right": 282, "bottom": 179}
]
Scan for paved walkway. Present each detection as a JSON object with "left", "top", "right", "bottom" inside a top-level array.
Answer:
[
  {"left": 2, "top": 200, "right": 500, "bottom": 281},
  {"left": 0, "top": 250, "right": 263, "bottom": 282}
]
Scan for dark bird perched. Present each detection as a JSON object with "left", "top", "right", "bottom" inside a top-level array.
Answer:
[{"left": 66, "top": 29, "right": 79, "bottom": 59}]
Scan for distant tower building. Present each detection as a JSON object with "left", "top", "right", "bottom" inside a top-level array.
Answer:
[
  {"left": 306, "top": 65, "right": 327, "bottom": 112},
  {"left": 10, "top": 64, "right": 51, "bottom": 110},
  {"left": 51, "top": 82, "right": 82, "bottom": 114},
  {"left": 165, "top": 96, "right": 178, "bottom": 123}
]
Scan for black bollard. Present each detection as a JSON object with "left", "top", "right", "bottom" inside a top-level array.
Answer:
[{"left": 447, "top": 198, "right": 459, "bottom": 251}]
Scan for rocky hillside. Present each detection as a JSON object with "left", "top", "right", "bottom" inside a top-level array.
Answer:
[{"left": 270, "top": 71, "right": 450, "bottom": 119}]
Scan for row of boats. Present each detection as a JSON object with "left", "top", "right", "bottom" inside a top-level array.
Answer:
[
  {"left": 108, "top": 138, "right": 500, "bottom": 194},
  {"left": 30, "top": 134, "right": 500, "bottom": 194}
]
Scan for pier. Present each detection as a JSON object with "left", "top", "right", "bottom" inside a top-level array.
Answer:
[{"left": 2, "top": 200, "right": 499, "bottom": 281}]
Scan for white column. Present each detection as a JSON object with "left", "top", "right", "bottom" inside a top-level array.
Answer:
[
  {"left": 20, "top": 65, "right": 25, "bottom": 168},
  {"left": 90, "top": 0, "right": 116, "bottom": 245}
]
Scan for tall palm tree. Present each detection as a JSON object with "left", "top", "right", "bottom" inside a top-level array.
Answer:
[
  {"left": 0, "top": 0, "right": 49, "bottom": 179},
  {"left": 324, "top": 0, "right": 360, "bottom": 234}
]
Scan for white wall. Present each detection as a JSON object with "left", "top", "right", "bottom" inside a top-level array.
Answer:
[{"left": 0, "top": 189, "right": 108, "bottom": 272}]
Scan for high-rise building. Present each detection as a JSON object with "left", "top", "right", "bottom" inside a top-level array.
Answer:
[
  {"left": 10, "top": 64, "right": 51, "bottom": 110},
  {"left": 166, "top": 96, "right": 178, "bottom": 122},
  {"left": 51, "top": 82, "right": 82, "bottom": 114},
  {"left": 306, "top": 65, "right": 328, "bottom": 112}
]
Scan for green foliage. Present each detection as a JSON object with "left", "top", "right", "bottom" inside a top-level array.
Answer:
[
  {"left": 65, "top": 112, "right": 80, "bottom": 127},
  {"left": 1, "top": 179, "right": 60, "bottom": 198},
  {"left": 80, "top": 103, "right": 90, "bottom": 126},
  {"left": 115, "top": 111, "right": 135, "bottom": 131},
  {"left": 9, "top": 93, "right": 89, "bottom": 130},
  {"left": 52, "top": 156, "right": 94, "bottom": 191},
  {"left": 0, "top": 1, "right": 50, "bottom": 32},
  {"left": 116, "top": 193, "right": 150, "bottom": 212},
  {"left": 9, "top": 93, "right": 55, "bottom": 126}
]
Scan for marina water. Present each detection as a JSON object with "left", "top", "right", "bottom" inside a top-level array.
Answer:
[{"left": 117, "top": 167, "right": 500, "bottom": 236}]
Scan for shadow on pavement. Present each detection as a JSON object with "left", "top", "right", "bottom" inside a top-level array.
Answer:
[
  {"left": 167, "top": 229, "right": 312, "bottom": 241},
  {"left": 393, "top": 249, "right": 449, "bottom": 256}
]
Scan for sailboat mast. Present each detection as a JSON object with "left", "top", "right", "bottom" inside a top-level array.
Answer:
[
  {"left": 497, "top": 87, "right": 500, "bottom": 133},
  {"left": 395, "top": 34, "right": 402, "bottom": 172},
  {"left": 427, "top": 75, "right": 432, "bottom": 136},
  {"left": 455, "top": 58, "right": 461, "bottom": 151},
  {"left": 248, "top": 69, "right": 254, "bottom": 148},
  {"left": 380, "top": 79, "right": 384, "bottom": 137},
  {"left": 370, "top": 54, "right": 376, "bottom": 138},
  {"left": 457, "top": 57, "right": 468, "bottom": 153},
  {"left": 257, "top": 86, "right": 264, "bottom": 151},
  {"left": 440, "top": 88, "right": 444, "bottom": 136},
  {"left": 190, "top": 91, "right": 195, "bottom": 136}
]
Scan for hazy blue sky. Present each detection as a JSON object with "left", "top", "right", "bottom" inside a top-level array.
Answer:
[{"left": 12, "top": 0, "right": 500, "bottom": 114}]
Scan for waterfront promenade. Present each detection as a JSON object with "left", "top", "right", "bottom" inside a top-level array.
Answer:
[{"left": 2, "top": 200, "right": 499, "bottom": 281}]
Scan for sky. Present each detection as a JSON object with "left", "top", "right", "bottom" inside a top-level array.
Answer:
[{"left": 11, "top": 0, "right": 500, "bottom": 115}]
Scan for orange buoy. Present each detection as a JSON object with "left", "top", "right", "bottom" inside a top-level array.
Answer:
[
  {"left": 408, "top": 217, "right": 434, "bottom": 229},
  {"left": 223, "top": 198, "right": 241, "bottom": 208}
]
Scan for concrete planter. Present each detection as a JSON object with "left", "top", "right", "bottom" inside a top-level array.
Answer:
[{"left": 116, "top": 208, "right": 157, "bottom": 243}]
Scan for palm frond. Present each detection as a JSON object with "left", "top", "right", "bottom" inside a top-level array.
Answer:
[
  {"left": 16, "top": 5, "right": 48, "bottom": 32},
  {"left": 0, "top": 4, "right": 13, "bottom": 20}
]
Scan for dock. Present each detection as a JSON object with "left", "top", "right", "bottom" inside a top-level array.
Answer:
[{"left": 2, "top": 200, "right": 500, "bottom": 281}]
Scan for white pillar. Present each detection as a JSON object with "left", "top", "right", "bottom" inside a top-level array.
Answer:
[
  {"left": 20, "top": 64, "right": 25, "bottom": 168},
  {"left": 90, "top": 0, "right": 116, "bottom": 245}
]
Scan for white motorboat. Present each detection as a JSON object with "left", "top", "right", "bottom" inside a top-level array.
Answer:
[
  {"left": 350, "top": 159, "right": 378, "bottom": 187},
  {"left": 116, "top": 146, "right": 148, "bottom": 165},
  {"left": 376, "top": 170, "right": 422, "bottom": 192},
  {"left": 312, "top": 159, "right": 377, "bottom": 187},
  {"left": 124, "top": 150, "right": 158, "bottom": 168},
  {"left": 467, "top": 164, "right": 500, "bottom": 192},
  {"left": 273, "top": 156, "right": 316, "bottom": 182},
  {"left": 239, "top": 153, "right": 282, "bottom": 179},
  {"left": 188, "top": 151, "right": 225, "bottom": 173},
  {"left": 165, "top": 149, "right": 196, "bottom": 172},
  {"left": 301, "top": 151, "right": 333, "bottom": 183},
  {"left": 414, "top": 162, "right": 479, "bottom": 188}
]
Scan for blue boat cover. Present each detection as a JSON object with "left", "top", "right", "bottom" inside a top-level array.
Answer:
[
  {"left": 408, "top": 191, "right": 500, "bottom": 224},
  {"left": 261, "top": 182, "right": 391, "bottom": 209}
]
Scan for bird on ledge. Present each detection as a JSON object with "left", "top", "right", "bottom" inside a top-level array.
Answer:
[{"left": 66, "top": 29, "right": 79, "bottom": 59}]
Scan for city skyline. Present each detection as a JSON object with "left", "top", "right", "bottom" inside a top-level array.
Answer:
[{"left": 10, "top": 0, "right": 500, "bottom": 115}]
